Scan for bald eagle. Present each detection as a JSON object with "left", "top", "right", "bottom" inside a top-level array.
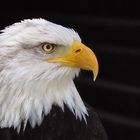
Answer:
[{"left": 0, "top": 19, "right": 108, "bottom": 140}]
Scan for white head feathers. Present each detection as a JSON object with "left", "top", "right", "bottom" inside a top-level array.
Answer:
[
  {"left": 0, "top": 18, "right": 81, "bottom": 47},
  {"left": 0, "top": 18, "right": 87, "bottom": 132}
]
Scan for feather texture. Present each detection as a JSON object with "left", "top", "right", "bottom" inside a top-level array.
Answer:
[{"left": 0, "top": 19, "right": 87, "bottom": 131}]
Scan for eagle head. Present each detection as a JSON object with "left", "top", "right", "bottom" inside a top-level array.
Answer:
[{"left": 0, "top": 18, "right": 98, "bottom": 131}]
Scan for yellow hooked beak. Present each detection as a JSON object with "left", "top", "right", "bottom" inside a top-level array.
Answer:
[{"left": 47, "top": 41, "right": 99, "bottom": 81}]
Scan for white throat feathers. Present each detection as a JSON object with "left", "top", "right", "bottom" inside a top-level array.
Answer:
[{"left": 0, "top": 64, "right": 88, "bottom": 132}]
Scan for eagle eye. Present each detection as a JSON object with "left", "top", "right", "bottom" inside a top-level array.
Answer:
[{"left": 41, "top": 43, "right": 56, "bottom": 54}]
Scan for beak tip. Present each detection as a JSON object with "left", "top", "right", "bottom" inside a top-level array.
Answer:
[
  {"left": 92, "top": 69, "right": 98, "bottom": 82},
  {"left": 93, "top": 77, "right": 96, "bottom": 82},
  {"left": 93, "top": 75, "right": 97, "bottom": 82}
]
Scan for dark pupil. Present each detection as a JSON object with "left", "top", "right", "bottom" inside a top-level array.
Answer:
[{"left": 46, "top": 45, "right": 51, "bottom": 49}]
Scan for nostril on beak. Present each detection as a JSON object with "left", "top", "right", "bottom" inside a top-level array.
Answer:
[{"left": 75, "top": 49, "right": 81, "bottom": 53}]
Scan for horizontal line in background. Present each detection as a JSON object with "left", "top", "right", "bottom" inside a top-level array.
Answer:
[
  {"left": 53, "top": 14, "right": 140, "bottom": 27},
  {"left": 76, "top": 78, "right": 140, "bottom": 96},
  {"left": 98, "top": 109, "right": 140, "bottom": 129},
  {"left": 1, "top": 12, "right": 140, "bottom": 27},
  {"left": 92, "top": 43, "right": 140, "bottom": 56},
  {"left": 95, "top": 80, "right": 140, "bottom": 95}
]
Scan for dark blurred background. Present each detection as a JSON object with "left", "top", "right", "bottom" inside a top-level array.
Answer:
[{"left": 0, "top": 0, "right": 140, "bottom": 139}]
